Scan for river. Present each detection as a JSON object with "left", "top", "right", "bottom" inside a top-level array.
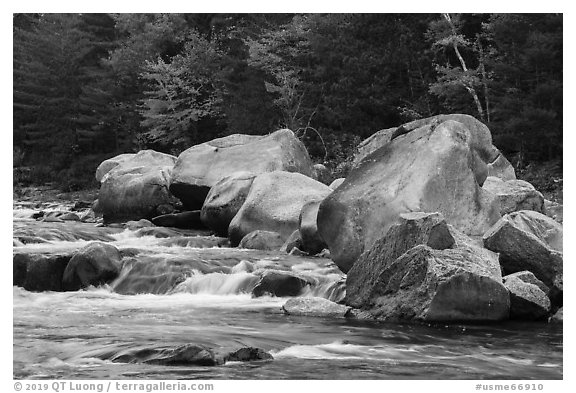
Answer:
[{"left": 12, "top": 205, "right": 563, "bottom": 380}]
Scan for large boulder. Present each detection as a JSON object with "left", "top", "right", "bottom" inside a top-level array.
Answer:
[
  {"left": 170, "top": 129, "right": 314, "bottom": 209},
  {"left": 282, "top": 297, "right": 351, "bottom": 318},
  {"left": 346, "top": 212, "right": 456, "bottom": 307},
  {"left": 346, "top": 212, "right": 505, "bottom": 320},
  {"left": 200, "top": 172, "right": 256, "bottom": 236},
  {"left": 95, "top": 153, "right": 135, "bottom": 182},
  {"left": 503, "top": 274, "right": 551, "bottom": 320},
  {"left": 96, "top": 150, "right": 178, "bottom": 222},
  {"left": 238, "top": 230, "right": 285, "bottom": 251},
  {"left": 347, "top": 244, "right": 510, "bottom": 322},
  {"left": 352, "top": 114, "right": 507, "bottom": 177},
  {"left": 483, "top": 210, "right": 562, "bottom": 303},
  {"left": 299, "top": 200, "right": 327, "bottom": 255},
  {"left": 62, "top": 242, "right": 123, "bottom": 291},
  {"left": 111, "top": 344, "right": 218, "bottom": 366},
  {"left": 482, "top": 177, "right": 544, "bottom": 215},
  {"left": 229, "top": 171, "right": 332, "bottom": 245},
  {"left": 318, "top": 119, "right": 501, "bottom": 273}
]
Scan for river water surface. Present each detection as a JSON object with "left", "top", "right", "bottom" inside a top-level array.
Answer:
[{"left": 12, "top": 205, "right": 563, "bottom": 380}]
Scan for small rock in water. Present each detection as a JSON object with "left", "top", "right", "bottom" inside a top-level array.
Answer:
[
  {"left": 231, "top": 260, "right": 255, "bottom": 273},
  {"left": 252, "top": 271, "right": 312, "bottom": 297},
  {"left": 59, "top": 212, "right": 81, "bottom": 221},
  {"left": 239, "top": 230, "right": 284, "bottom": 251},
  {"left": 280, "top": 230, "right": 303, "bottom": 254},
  {"left": 32, "top": 211, "right": 45, "bottom": 219},
  {"left": 222, "top": 347, "right": 273, "bottom": 362},
  {"left": 42, "top": 216, "right": 64, "bottom": 223},
  {"left": 125, "top": 219, "right": 154, "bottom": 230},
  {"left": 113, "top": 344, "right": 218, "bottom": 366},
  {"left": 316, "top": 249, "right": 331, "bottom": 258}
]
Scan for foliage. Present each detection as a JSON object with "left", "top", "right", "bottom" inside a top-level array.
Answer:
[
  {"left": 139, "top": 31, "right": 226, "bottom": 153},
  {"left": 13, "top": 13, "right": 562, "bottom": 190}
]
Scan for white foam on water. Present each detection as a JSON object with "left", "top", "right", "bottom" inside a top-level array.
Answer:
[
  {"left": 13, "top": 286, "right": 286, "bottom": 312},
  {"left": 271, "top": 341, "right": 367, "bottom": 360},
  {"left": 172, "top": 271, "right": 260, "bottom": 295},
  {"left": 270, "top": 341, "right": 428, "bottom": 362}
]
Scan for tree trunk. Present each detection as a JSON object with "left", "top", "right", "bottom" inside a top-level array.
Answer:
[
  {"left": 477, "top": 37, "right": 491, "bottom": 123},
  {"left": 443, "top": 13, "right": 485, "bottom": 122}
]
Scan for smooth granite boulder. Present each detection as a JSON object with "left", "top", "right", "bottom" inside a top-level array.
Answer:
[
  {"left": 229, "top": 171, "right": 331, "bottom": 246},
  {"left": 319, "top": 119, "right": 501, "bottom": 273},
  {"left": 170, "top": 129, "right": 314, "bottom": 209}
]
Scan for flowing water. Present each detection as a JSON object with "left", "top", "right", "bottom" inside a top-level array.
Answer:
[{"left": 12, "top": 205, "right": 563, "bottom": 380}]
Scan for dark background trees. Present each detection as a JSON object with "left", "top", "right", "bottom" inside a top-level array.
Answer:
[{"left": 13, "top": 13, "right": 562, "bottom": 191}]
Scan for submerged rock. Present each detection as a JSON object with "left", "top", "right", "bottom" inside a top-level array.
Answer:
[
  {"left": 62, "top": 242, "right": 122, "bottom": 291},
  {"left": 318, "top": 119, "right": 501, "bottom": 273},
  {"left": 112, "top": 344, "right": 218, "bottom": 366},
  {"left": 170, "top": 129, "right": 314, "bottom": 210},
  {"left": 157, "top": 236, "right": 230, "bottom": 248},
  {"left": 282, "top": 297, "right": 351, "bottom": 318},
  {"left": 239, "top": 230, "right": 285, "bottom": 251},
  {"left": 229, "top": 171, "right": 332, "bottom": 246},
  {"left": 107, "top": 344, "right": 273, "bottom": 366},
  {"left": 134, "top": 226, "right": 212, "bottom": 239}
]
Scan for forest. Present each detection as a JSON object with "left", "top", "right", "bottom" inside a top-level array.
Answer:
[{"left": 13, "top": 13, "right": 563, "bottom": 191}]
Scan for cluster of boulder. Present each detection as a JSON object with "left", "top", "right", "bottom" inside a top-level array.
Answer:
[{"left": 83, "top": 114, "right": 563, "bottom": 323}]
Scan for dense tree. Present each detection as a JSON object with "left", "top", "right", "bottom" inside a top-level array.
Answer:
[{"left": 13, "top": 13, "right": 563, "bottom": 189}]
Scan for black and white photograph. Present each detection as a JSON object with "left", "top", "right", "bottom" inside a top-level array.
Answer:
[{"left": 10, "top": 4, "right": 567, "bottom": 388}]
